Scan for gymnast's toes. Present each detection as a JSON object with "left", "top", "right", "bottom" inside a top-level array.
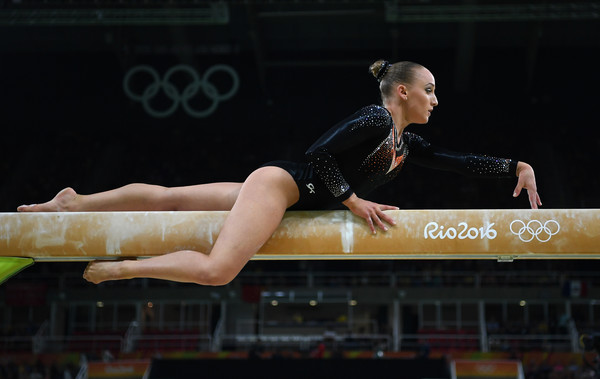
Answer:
[
  {"left": 83, "top": 262, "right": 104, "bottom": 284},
  {"left": 17, "top": 202, "right": 56, "bottom": 212},
  {"left": 83, "top": 261, "right": 121, "bottom": 284},
  {"left": 17, "top": 204, "right": 39, "bottom": 212}
]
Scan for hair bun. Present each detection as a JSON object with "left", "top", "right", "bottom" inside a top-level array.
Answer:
[{"left": 370, "top": 60, "right": 391, "bottom": 82}]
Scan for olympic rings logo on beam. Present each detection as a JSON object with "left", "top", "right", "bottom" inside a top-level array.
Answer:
[
  {"left": 509, "top": 219, "right": 560, "bottom": 242},
  {"left": 123, "top": 64, "right": 240, "bottom": 118}
]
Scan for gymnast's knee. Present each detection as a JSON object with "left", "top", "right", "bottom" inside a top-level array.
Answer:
[
  {"left": 195, "top": 262, "right": 239, "bottom": 286},
  {"left": 123, "top": 183, "right": 178, "bottom": 210}
]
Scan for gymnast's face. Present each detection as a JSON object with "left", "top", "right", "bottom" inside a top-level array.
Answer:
[{"left": 403, "top": 67, "right": 438, "bottom": 124}]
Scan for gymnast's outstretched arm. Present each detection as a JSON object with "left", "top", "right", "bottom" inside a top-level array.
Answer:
[{"left": 403, "top": 132, "right": 542, "bottom": 209}]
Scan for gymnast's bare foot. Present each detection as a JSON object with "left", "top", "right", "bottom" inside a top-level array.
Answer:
[
  {"left": 17, "top": 187, "right": 78, "bottom": 212},
  {"left": 83, "top": 261, "right": 126, "bottom": 284}
]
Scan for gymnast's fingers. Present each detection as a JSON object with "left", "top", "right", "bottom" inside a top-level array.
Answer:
[
  {"left": 528, "top": 189, "right": 541, "bottom": 209},
  {"left": 371, "top": 212, "right": 390, "bottom": 233},
  {"left": 378, "top": 207, "right": 397, "bottom": 227},
  {"left": 366, "top": 217, "right": 376, "bottom": 234},
  {"left": 512, "top": 182, "right": 523, "bottom": 198}
]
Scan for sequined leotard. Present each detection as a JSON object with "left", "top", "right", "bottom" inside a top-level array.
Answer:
[{"left": 264, "top": 105, "right": 517, "bottom": 210}]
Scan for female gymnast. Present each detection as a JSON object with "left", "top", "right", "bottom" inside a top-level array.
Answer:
[{"left": 18, "top": 60, "right": 542, "bottom": 286}]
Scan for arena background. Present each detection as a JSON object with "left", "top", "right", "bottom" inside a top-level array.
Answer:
[{"left": 1, "top": 1, "right": 600, "bottom": 378}]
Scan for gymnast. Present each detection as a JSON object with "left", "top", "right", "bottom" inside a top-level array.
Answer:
[{"left": 17, "top": 60, "right": 542, "bottom": 285}]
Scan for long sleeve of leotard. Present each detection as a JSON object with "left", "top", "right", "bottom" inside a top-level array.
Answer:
[
  {"left": 404, "top": 132, "right": 518, "bottom": 177},
  {"left": 305, "top": 107, "right": 390, "bottom": 201}
]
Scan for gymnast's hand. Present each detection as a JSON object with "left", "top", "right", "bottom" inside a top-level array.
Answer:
[
  {"left": 342, "top": 193, "right": 398, "bottom": 234},
  {"left": 513, "top": 161, "right": 542, "bottom": 209}
]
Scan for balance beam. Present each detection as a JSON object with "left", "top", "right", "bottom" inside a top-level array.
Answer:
[{"left": 0, "top": 209, "right": 599, "bottom": 262}]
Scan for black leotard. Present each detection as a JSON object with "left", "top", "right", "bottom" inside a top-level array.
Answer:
[{"left": 264, "top": 105, "right": 517, "bottom": 211}]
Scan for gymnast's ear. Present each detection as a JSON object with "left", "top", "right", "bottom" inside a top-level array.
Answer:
[{"left": 395, "top": 84, "right": 408, "bottom": 100}]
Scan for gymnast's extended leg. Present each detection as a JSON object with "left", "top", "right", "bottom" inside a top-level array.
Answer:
[
  {"left": 17, "top": 182, "right": 243, "bottom": 212},
  {"left": 82, "top": 167, "right": 300, "bottom": 285}
]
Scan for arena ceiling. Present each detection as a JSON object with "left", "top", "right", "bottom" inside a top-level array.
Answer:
[
  {"left": 1, "top": 1, "right": 598, "bottom": 95},
  {"left": 1, "top": 1, "right": 598, "bottom": 53}
]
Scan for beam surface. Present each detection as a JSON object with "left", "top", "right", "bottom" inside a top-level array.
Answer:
[{"left": 0, "top": 209, "right": 599, "bottom": 261}]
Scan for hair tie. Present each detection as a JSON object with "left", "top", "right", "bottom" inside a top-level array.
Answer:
[{"left": 376, "top": 61, "right": 391, "bottom": 82}]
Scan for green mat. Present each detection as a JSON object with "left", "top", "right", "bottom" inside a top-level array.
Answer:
[{"left": 0, "top": 257, "right": 34, "bottom": 285}]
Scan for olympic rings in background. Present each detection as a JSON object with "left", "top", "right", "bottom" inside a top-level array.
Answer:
[
  {"left": 509, "top": 219, "right": 560, "bottom": 243},
  {"left": 123, "top": 64, "right": 240, "bottom": 118}
]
